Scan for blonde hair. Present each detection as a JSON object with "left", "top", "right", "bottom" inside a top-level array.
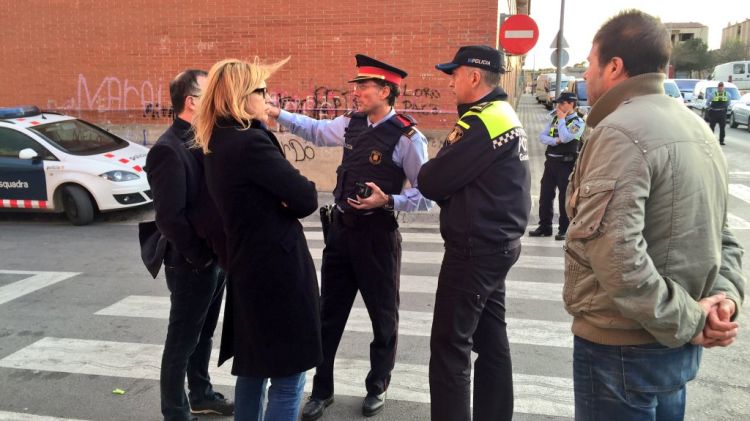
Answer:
[{"left": 193, "top": 56, "right": 290, "bottom": 153}]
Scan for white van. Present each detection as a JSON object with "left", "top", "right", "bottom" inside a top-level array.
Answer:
[
  {"left": 535, "top": 73, "right": 570, "bottom": 109},
  {"left": 712, "top": 61, "right": 750, "bottom": 91}
]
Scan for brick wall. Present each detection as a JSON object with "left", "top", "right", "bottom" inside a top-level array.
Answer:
[
  {"left": 1, "top": 0, "right": 523, "bottom": 129},
  {"left": 1, "top": 0, "right": 525, "bottom": 190}
]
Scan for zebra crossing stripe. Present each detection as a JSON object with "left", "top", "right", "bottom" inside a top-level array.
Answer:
[
  {"left": 95, "top": 296, "right": 572, "bottom": 348},
  {"left": 0, "top": 270, "right": 80, "bottom": 306},
  {"left": 729, "top": 184, "right": 750, "bottom": 204},
  {"left": 313, "top": 271, "right": 563, "bottom": 300},
  {"left": 303, "top": 230, "right": 566, "bottom": 248},
  {"left": 0, "top": 412, "right": 88, "bottom": 421},
  {"left": 0, "top": 337, "right": 573, "bottom": 418},
  {"left": 728, "top": 213, "right": 750, "bottom": 230},
  {"left": 308, "top": 248, "right": 564, "bottom": 269}
]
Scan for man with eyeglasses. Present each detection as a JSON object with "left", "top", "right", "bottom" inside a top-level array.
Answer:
[
  {"left": 268, "top": 54, "right": 432, "bottom": 419},
  {"left": 145, "top": 69, "right": 234, "bottom": 421}
]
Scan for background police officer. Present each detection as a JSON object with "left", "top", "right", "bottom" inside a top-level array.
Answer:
[
  {"left": 418, "top": 45, "right": 531, "bottom": 421},
  {"left": 528, "top": 92, "right": 584, "bottom": 240},
  {"left": 268, "top": 54, "right": 431, "bottom": 419},
  {"left": 706, "top": 81, "right": 729, "bottom": 145}
]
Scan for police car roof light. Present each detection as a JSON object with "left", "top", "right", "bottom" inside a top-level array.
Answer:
[{"left": 0, "top": 105, "right": 41, "bottom": 119}]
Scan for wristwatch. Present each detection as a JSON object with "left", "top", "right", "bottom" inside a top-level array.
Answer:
[{"left": 383, "top": 194, "right": 395, "bottom": 211}]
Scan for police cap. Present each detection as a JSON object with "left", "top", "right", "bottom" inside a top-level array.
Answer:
[
  {"left": 553, "top": 92, "right": 578, "bottom": 104},
  {"left": 436, "top": 45, "right": 505, "bottom": 74},
  {"left": 348, "top": 54, "right": 407, "bottom": 85}
]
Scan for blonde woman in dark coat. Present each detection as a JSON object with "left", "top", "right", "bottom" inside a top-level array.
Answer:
[{"left": 193, "top": 57, "right": 322, "bottom": 421}]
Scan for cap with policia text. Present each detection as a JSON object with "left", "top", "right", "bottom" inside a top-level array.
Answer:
[
  {"left": 435, "top": 45, "right": 505, "bottom": 74},
  {"left": 348, "top": 54, "right": 407, "bottom": 85},
  {"left": 553, "top": 92, "right": 578, "bottom": 103}
]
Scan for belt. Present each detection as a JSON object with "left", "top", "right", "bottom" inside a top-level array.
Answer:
[
  {"left": 445, "top": 237, "right": 521, "bottom": 256},
  {"left": 546, "top": 154, "right": 577, "bottom": 162},
  {"left": 333, "top": 206, "right": 397, "bottom": 230}
]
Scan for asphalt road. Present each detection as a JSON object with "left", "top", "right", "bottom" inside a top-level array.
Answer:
[{"left": 0, "top": 95, "right": 749, "bottom": 421}]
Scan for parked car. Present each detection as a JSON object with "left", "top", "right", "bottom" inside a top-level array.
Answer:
[
  {"left": 687, "top": 80, "right": 741, "bottom": 120},
  {"left": 664, "top": 79, "right": 685, "bottom": 104},
  {"left": 712, "top": 61, "right": 750, "bottom": 91},
  {"left": 570, "top": 79, "right": 590, "bottom": 115},
  {"left": 729, "top": 93, "right": 750, "bottom": 132},
  {"left": 0, "top": 105, "right": 152, "bottom": 225},
  {"left": 674, "top": 78, "right": 700, "bottom": 102}
]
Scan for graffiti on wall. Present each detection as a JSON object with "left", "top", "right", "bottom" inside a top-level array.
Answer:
[{"left": 46, "top": 74, "right": 450, "bottom": 121}]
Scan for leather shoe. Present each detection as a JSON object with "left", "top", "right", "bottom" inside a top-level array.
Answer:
[
  {"left": 555, "top": 231, "right": 566, "bottom": 241},
  {"left": 528, "top": 226, "right": 552, "bottom": 237},
  {"left": 362, "top": 392, "right": 386, "bottom": 417},
  {"left": 301, "top": 396, "right": 334, "bottom": 421}
]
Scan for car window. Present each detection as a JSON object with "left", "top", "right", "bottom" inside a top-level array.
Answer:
[
  {"left": 733, "top": 63, "right": 746, "bottom": 74},
  {"left": 29, "top": 119, "right": 127, "bottom": 155},
  {"left": 675, "top": 79, "right": 698, "bottom": 92},
  {"left": 0, "top": 127, "right": 57, "bottom": 160},
  {"left": 575, "top": 81, "right": 587, "bottom": 100},
  {"left": 663, "top": 82, "right": 681, "bottom": 98}
]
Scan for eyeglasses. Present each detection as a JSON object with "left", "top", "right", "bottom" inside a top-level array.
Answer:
[{"left": 252, "top": 87, "right": 268, "bottom": 97}]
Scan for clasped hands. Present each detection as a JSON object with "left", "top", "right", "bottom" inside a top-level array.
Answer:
[{"left": 691, "top": 293, "right": 739, "bottom": 348}]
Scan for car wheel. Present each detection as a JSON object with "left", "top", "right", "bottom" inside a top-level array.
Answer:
[
  {"left": 730, "top": 113, "right": 738, "bottom": 128},
  {"left": 62, "top": 185, "right": 94, "bottom": 226}
]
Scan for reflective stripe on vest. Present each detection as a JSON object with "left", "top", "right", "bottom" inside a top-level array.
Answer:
[
  {"left": 713, "top": 91, "right": 728, "bottom": 102},
  {"left": 459, "top": 101, "right": 521, "bottom": 138},
  {"left": 548, "top": 115, "right": 578, "bottom": 137}
]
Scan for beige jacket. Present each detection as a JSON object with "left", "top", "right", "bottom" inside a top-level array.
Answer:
[{"left": 564, "top": 73, "right": 745, "bottom": 347}]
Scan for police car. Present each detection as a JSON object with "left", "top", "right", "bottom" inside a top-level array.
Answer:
[{"left": 0, "top": 105, "right": 152, "bottom": 225}]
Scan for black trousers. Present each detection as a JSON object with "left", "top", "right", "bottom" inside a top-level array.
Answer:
[
  {"left": 708, "top": 110, "right": 727, "bottom": 142},
  {"left": 429, "top": 244, "right": 521, "bottom": 421},
  {"left": 311, "top": 209, "right": 401, "bottom": 399},
  {"left": 538, "top": 158, "right": 575, "bottom": 232},
  {"left": 161, "top": 262, "right": 226, "bottom": 421}
]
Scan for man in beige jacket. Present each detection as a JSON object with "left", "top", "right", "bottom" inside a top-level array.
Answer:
[{"left": 564, "top": 10, "right": 745, "bottom": 420}]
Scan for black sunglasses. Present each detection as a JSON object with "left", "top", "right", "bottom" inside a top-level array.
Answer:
[{"left": 252, "top": 87, "right": 268, "bottom": 96}]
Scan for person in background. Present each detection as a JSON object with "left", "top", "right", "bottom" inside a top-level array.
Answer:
[
  {"left": 706, "top": 81, "right": 729, "bottom": 145},
  {"left": 146, "top": 69, "right": 234, "bottom": 421},
  {"left": 193, "top": 57, "right": 322, "bottom": 421},
  {"left": 528, "top": 91, "right": 584, "bottom": 241},
  {"left": 566, "top": 10, "right": 744, "bottom": 420}
]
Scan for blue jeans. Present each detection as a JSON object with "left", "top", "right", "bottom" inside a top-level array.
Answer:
[
  {"left": 573, "top": 336, "right": 702, "bottom": 421},
  {"left": 235, "top": 372, "right": 306, "bottom": 421},
  {"left": 160, "top": 262, "right": 225, "bottom": 421}
]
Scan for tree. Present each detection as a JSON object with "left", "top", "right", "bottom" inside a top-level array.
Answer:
[
  {"left": 671, "top": 39, "right": 711, "bottom": 74},
  {"left": 711, "top": 39, "right": 750, "bottom": 66}
]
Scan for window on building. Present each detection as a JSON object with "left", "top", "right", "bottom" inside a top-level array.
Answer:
[{"left": 679, "top": 33, "right": 694, "bottom": 41}]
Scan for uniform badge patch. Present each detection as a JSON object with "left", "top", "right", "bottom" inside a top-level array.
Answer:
[
  {"left": 369, "top": 150, "right": 383, "bottom": 165},
  {"left": 446, "top": 126, "right": 464, "bottom": 145},
  {"left": 570, "top": 124, "right": 580, "bottom": 134}
]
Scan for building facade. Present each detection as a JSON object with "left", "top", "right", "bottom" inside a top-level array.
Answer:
[
  {"left": 665, "top": 22, "right": 709, "bottom": 46},
  {"left": 722, "top": 18, "right": 750, "bottom": 57}
]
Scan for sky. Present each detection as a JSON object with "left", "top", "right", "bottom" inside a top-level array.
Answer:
[{"left": 522, "top": 0, "right": 746, "bottom": 69}]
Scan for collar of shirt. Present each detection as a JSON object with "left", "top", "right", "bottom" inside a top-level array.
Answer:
[
  {"left": 172, "top": 117, "right": 193, "bottom": 143},
  {"left": 456, "top": 87, "right": 508, "bottom": 116},
  {"left": 367, "top": 107, "right": 396, "bottom": 128}
]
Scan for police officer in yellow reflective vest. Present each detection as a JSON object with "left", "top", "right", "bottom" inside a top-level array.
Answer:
[
  {"left": 418, "top": 45, "right": 531, "bottom": 421},
  {"left": 706, "top": 81, "right": 729, "bottom": 145},
  {"left": 528, "top": 91, "right": 584, "bottom": 240}
]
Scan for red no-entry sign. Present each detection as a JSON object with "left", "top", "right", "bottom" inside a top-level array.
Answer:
[{"left": 499, "top": 14, "right": 539, "bottom": 55}]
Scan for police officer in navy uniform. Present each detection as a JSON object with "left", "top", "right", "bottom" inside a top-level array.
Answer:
[
  {"left": 418, "top": 45, "right": 531, "bottom": 421},
  {"left": 528, "top": 91, "right": 585, "bottom": 240},
  {"left": 268, "top": 54, "right": 431, "bottom": 419},
  {"left": 706, "top": 81, "right": 729, "bottom": 145}
]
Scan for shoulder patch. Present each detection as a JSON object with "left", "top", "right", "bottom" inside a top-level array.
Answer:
[
  {"left": 446, "top": 125, "right": 464, "bottom": 145},
  {"left": 394, "top": 113, "right": 417, "bottom": 127},
  {"left": 469, "top": 102, "right": 493, "bottom": 112}
]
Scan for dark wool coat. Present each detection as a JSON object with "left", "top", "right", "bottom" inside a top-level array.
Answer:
[{"left": 205, "top": 118, "right": 322, "bottom": 378}]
